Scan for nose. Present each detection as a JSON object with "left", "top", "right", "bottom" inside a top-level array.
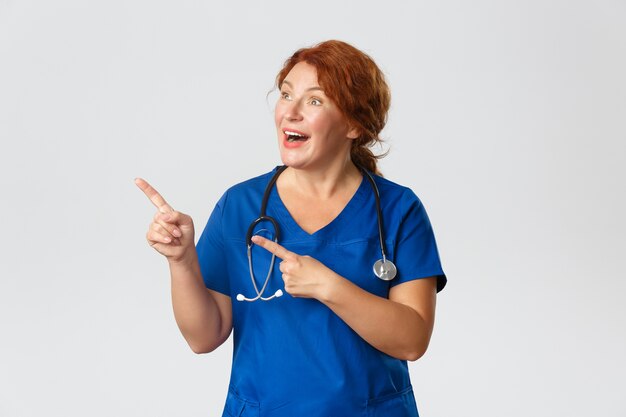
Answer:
[{"left": 283, "top": 99, "right": 303, "bottom": 122}]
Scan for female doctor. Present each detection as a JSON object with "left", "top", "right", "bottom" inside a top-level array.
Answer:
[{"left": 136, "top": 40, "right": 446, "bottom": 417}]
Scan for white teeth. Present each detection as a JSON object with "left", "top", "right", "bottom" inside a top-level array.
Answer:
[{"left": 284, "top": 130, "right": 305, "bottom": 137}]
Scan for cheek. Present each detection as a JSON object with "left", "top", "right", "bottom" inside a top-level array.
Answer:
[
  {"left": 312, "top": 115, "right": 347, "bottom": 139},
  {"left": 274, "top": 109, "right": 281, "bottom": 127},
  {"left": 307, "top": 113, "right": 326, "bottom": 133}
]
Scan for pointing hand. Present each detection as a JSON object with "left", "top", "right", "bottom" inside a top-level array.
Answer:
[
  {"left": 251, "top": 235, "right": 338, "bottom": 299},
  {"left": 135, "top": 178, "right": 195, "bottom": 263}
]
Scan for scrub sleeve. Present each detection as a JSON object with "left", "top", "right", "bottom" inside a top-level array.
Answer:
[
  {"left": 195, "top": 192, "right": 230, "bottom": 295},
  {"left": 196, "top": 168, "right": 446, "bottom": 417},
  {"left": 389, "top": 187, "right": 447, "bottom": 293}
]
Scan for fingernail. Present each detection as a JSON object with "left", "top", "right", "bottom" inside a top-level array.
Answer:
[
  {"left": 173, "top": 229, "right": 181, "bottom": 237},
  {"left": 164, "top": 237, "right": 171, "bottom": 243}
]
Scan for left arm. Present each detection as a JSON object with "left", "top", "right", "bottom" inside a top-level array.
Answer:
[
  {"left": 251, "top": 235, "right": 438, "bottom": 361},
  {"left": 321, "top": 274, "right": 437, "bottom": 361}
]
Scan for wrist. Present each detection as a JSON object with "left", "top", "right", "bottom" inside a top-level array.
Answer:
[
  {"left": 318, "top": 271, "right": 344, "bottom": 304},
  {"left": 167, "top": 248, "right": 198, "bottom": 270}
]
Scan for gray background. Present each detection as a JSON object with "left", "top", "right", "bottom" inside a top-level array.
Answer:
[{"left": 1, "top": 1, "right": 625, "bottom": 416}]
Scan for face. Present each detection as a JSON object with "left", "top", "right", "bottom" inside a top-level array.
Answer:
[{"left": 274, "top": 61, "right": 358, "bottom": 171}]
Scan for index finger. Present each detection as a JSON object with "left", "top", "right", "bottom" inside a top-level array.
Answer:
[
  {"left": 134, "top": 178, "right": 174, "bottom": 213},
  {"left": 251, "top": 235, "right": 295, "bottom": 260}
]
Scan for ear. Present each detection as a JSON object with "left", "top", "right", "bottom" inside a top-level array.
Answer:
[{"left": 346, "top": 125, "right": 361, "bottom": 140}]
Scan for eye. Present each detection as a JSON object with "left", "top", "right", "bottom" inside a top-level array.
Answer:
[
  {"left": 310, "top": 98, "right": 322, "bottom": 106},
  {"left": 280, "top": 91, "right": 291, "bottom": 100}
]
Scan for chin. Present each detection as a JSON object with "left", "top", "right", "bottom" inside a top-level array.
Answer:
[
  {"left": 281, "top": 158, "right": 316, "bottom": 172},
  {"left": 278, "top": 149, "right": 302, "bottom": 168},
  {"left": 279, "top": 155, "right": 301, "bottom": 168}
]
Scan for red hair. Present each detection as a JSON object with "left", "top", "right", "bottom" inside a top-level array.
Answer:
[{"left": 276, "top": 40, "right": 390, "bottom": 175}]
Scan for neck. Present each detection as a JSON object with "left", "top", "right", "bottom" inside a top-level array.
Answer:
[{"left": 281, "top": 159, "right": 362, "bottom": 200}]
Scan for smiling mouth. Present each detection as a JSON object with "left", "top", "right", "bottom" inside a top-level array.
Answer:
[{"left": 284, "top": 130, "right": 310, "bottom": 142}]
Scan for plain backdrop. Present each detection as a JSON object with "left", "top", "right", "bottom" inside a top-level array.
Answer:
[{"left": 1, "top": 1, "right": 625, "bottom": 416}]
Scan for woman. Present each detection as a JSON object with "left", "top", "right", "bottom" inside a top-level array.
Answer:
[{"left": 136, "top": 40, "right": 446, "bottom": 417}]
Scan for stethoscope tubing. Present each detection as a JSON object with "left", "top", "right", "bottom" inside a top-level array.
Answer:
[
  {"left": 238, "top": 165, "right": 397, "bottom": 302},
  {"left": 361, "top": 168, "right": 389, "bottom": 263}
]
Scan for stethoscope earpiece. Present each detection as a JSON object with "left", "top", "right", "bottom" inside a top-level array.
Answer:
[{"left": 237, "top": 289, "right": 283, "bottom": 302}]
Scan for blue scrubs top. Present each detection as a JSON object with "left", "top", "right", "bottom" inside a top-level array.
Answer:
[{"left": 196, "top": 167, "right": 446, "bottom": 417}]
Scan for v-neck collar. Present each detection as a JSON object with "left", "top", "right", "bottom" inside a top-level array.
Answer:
[{"left": 269, "top": 170, "right": 369, "bottom": 241}]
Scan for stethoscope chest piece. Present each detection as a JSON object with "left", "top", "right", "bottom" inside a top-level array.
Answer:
[{"left": 373, "top": 259, "right": 397, "bottom": 281}]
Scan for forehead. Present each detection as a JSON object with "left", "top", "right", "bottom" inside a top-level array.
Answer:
[{"left": 282, "top": 62, "right": 320, "bottom": 89}]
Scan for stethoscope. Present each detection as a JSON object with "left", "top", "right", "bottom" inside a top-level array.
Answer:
[{"left": 236, "top": 165, "right": 397, "bottom": 302}]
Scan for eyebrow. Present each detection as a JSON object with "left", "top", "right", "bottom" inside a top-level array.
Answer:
[{"left": 281, "top": 80, "right": 324, "bottom": 93}]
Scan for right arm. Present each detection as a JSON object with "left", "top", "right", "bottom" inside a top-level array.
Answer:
[
  {"left": 135, "top": 178, "right": 233, "bottom": 354},
  {"left": 168, "top": 249, "right": 232, "bottom": 354}
]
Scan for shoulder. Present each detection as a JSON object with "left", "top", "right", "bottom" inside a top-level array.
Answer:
[
  {"left": 371, "top": 174, "right": 423, "bottom": 211},
  {"left": 217, "top": 167, "right": 279, "bottom": 209}
]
